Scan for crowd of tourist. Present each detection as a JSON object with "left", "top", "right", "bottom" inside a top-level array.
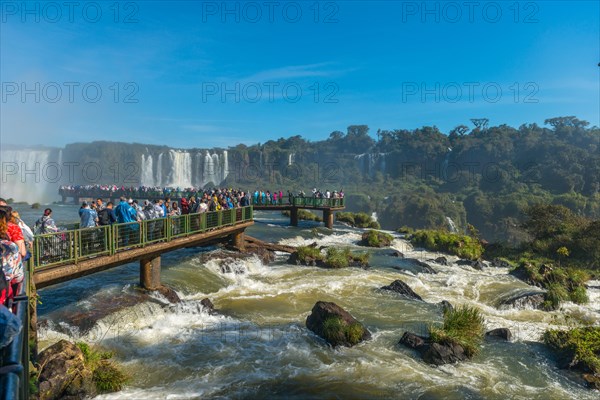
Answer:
[
  {"left": 0, "top": 185, "right": 345, "bottom": 308},
  {"left": 0, "top": 198, "right": 27, "bottom": 312}
]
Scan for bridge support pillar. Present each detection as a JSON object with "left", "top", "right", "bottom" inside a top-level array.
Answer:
[
  {"left": 231, "top": 231, "right": 245, "bottom": 251},
  {"left": 140, "top": 256, "right": 161, "bottom": 290},
  {"left": 323, "top": 210, "right": 334, "bottom": 229},
  {"left": 290, "top": 208, "right": 299, "bottom": 226}
]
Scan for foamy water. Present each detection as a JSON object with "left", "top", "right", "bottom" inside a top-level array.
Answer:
[{"left": 36, "top": 215, "right": 600, "bottom": 399}]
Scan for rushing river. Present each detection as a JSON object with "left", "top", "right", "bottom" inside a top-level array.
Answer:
[{"left": 17, "top": 205, "right": 599, "bottom": 399}]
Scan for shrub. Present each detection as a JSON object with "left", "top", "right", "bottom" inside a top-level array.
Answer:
[
  {"left": 93, "top": 361, "right": 129, "bottom": 393},
  {"left": 428, "top": 305, "right": 485, "bottom": 358},
  {"left": 322, "top": 316, "right": 365, "bottom": 346},
  {"left": 361, "top": 230, "right": 394, "bottom": 247},
  {"left": 325, "top": 247, "right": 350, "bottom": 269},
  {"left": 409, "top": 230, "right": 484, "bottom": 260},
  {"left": 543, "top": 327, "right": 600, "bottom": 374},
  {"left": 296, "top": 246, "right": 323, "bottom": 263},
  {"left": 76, "top": 342, "right": 128, "bottom": 394},
  {"left": 336, "top": 212, "right": 379, "bottom": 229},
  {"left": 543, "top": 283, "right": 569, "bottom": 310}
]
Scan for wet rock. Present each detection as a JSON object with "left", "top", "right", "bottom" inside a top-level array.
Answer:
[
  {"left": 399, "top": 332, "right": 426, "bottom": 349},
  {"left": 398, "top": 331, "right": 468, "bottom": 365},
  {"left": 306, "top": 301, "right": 371, "bottom": 347},
  {"left": 154, "top": 285, "right": 181, "bottom": 303},
  {"left": 37, "top": 340, "right": 96, "bottom": 400},
  {"left": 359, "top": 230, "right": 394, "bottom": 248},
  {"left": 485, "top": 328, "right": 512, "bottom": 341},
  {"left": 405, "top": 258, "right": 438, "bottom": 274},
  {"left": 287, "top": 251, "right": 320, "bottom": 266},
  {"left": 381, "top": 280, "right": 423, "bottom": 301},
  {"left": 200, "top": 298, "right": 217, "bottom": 315},
  {"left": 434, "top": 257, "right": 448, "bottom": 266},
  {"left": 422, "top": 342, "right": 468, "bottom": 365},
  {"left": 509, "top": 264, "right": 543, "bottom": 287},
  {"left": 439, "top": 300, "right": 454, "bottom": 313},
  {"left": 245, "top": 246, "right": 275, "bottom": 265},
  {"left": 389, "top": 250, "right": 404, "bottom": 258},
  {"left": 490, "top": 258, "right": 512, "bottom": 268},
  {"left": 499, "top": 292, "right": 545, "bottom": 310},
  {"left": 456, "top": 259, "right": 472, "bottom": 266},
  {"left": 471, "top": 260, "right": 485, "bottom": 270},
  {"left": 583, "top": 374, "right": 600, "bottom": 390}
]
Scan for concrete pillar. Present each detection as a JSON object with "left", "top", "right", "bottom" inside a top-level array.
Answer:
[
  {"left": 231, "top": 231, "right": 245, "bottom": 251},
  {"left": 290, "top": 207, "right": 299, "bottom": 226},
  {"left": 323, "top": 209, "right": 334, "bottom": 229},
  {"left": 140, "top": 256, "right": 161, "bottom": 290}
]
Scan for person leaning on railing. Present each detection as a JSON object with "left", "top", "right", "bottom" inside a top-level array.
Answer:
[{"left": 0, "top": 208, "right": 24, "bottom": 308}]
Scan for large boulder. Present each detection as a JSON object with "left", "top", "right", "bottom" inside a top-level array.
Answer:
[
  {"left": 37, "top": 340, "right": 96, "bottom": 400},
  {"left": 399, "top": 332, "right": 426, "bottom": 349},
  {"left": 404, "top": 258, "right": 438, "bottom": 274},
  {"left": 422, "top": 342, "right": 468, "bottom": 365},
  {"left": 398, "top": 331, "right": 468, "bottom": 365},
  {"left": 359, "top": 230, "right": 393, "bottom": 248},
  {"left": 380, "top": 280, "right": 423, "bottom": 301},
  {"left": 200, "top": 298, "right": 218, "bottom": 315},
  {"left": 499, "top": 292, "right": 545, "bottom": 310},
  {"left": 306, "top": 301, "right": 371, "bottom": 347},
  {"left": 486, "top": 328, "right": 512, "bottom": 341}
]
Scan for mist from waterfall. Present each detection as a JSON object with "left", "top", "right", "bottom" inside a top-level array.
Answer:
[{"left": 0, "top": 148, "right": 60, "bottom": 203}]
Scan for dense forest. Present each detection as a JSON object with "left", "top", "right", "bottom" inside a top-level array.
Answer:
[
  {"left": 15, "top": 116, "right": 598, "bottom": 243},
  {"left": 224, "top": 116, "right": 599, "bottom": 243}
]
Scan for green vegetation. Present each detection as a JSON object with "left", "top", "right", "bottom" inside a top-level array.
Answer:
[
  {"left": 514, "top": 262, "right": 590, "bottom": 310},
  {"left": 543, "top": 326, "right": 600, "bottom": 375},
  {"left": 336, "top": 212, "right": 380, "bottom": 229},
  {"left": 31, "top": 202, "right": 41, "bottom": 209},
  {"left": 360, "top": 230, "right": 394, "bottom": 247},
  {"left": 294, "top": 246, "right": 370, "bottom": 268},
  {"left": 76, "top": 342, "right": 129, "bottom": 394},
  {"left": 324, "top": 247, "right": 370, "bottom": 268},
  {"left": 428, "top": 305, "right": 485, "bottom": 358},
  {"left": 282, "top": 209, "right": 322, "bottom": 222},
  {"left": 322, "top": 316, "right": 366, "bottom": 346},
  {"left": 296, "top": 246, "right": 323, "bottom": 263},
  {"left": 409, "top": 230, "right": 484, "bottom": 260}
]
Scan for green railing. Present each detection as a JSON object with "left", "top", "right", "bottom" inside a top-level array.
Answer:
[
  {"left": 32, "top": 206, "right": 254, "bottom": 270},
  {"left": 251, "top": 197, "right": 344, "bottom": 208}
]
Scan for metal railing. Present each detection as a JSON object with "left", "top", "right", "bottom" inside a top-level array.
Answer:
[
  {"left": 32, "top": 206, "right": 254, "bottom": 270},
  {"left": 0, "top": 262, "right": 30, "bottom": 400},
  {"left": 250, "top": 197, "right": 345, "bottom": 208}
]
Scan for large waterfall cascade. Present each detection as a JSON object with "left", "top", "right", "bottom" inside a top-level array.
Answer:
[{"left": 140, "top": 149, "right": 230, "bottom": 188}]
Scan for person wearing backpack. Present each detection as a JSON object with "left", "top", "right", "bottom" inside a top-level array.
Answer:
[{"left": 98, "top": 202, "right": 116, "bottom": 226}]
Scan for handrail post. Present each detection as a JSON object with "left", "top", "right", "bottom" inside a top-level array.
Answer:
[
  {"left": 217, "top": 210, "right": 223, "bottom": 227},
  {"left": 74, "top": 230, "right": 79, "bottom": 264},
  {"left": 166, "top": 216, "right": 172, "bottom": 242}
]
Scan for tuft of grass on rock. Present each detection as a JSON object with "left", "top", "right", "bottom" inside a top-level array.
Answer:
[{"left": 428, "top": 305, "right": 485, "bottom": 358}]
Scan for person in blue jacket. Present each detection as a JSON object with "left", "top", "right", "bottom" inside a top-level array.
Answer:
[{"left": 114, "top": 197, "right": 138, "bottom": 246}]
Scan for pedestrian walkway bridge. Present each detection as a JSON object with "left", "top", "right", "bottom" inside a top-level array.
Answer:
[
  {"left": 251, "top": 197, "right": 345, "bottom": 228},
  {"left": 32, "top": 206, "right": 254, "bottom": 289}
]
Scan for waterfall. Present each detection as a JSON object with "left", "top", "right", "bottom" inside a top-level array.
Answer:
[
  {"left": 288, "top": 153, "right": 295, "bottom": 166},
  {"left": 167, "top": 150, "right": 192, "bottom": 188},
  {"left": 222, "top": 150, "right": 229, "bottom": 181},
  {"left": 203, "top": 151, "right": 215, "bottom": 186},
  {"left": 211, "top": 154, "right": 221, "bottom": 185},
  {"left": 156, "top": 153, "right": 163, "bottom": 187},
  {"left": 0, "top": 148, "right": 58, "bottom": 203},
  {"left": 442, "top": 147, "right": 452, "bottom": 179},
  {"left": 140, "top": 154, "right": 154, "bottom": 186},
  {"left": 446, "top": 217, "right": 458, "bottom": 233}
]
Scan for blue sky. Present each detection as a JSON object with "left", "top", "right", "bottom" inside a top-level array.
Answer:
[{"left": 1, "top": 0, "right": 598, "bottom": 148}]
